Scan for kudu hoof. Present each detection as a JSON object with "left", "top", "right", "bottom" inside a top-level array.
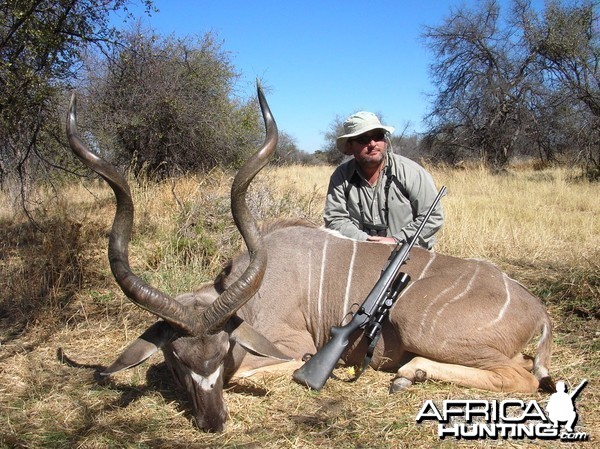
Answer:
[
  {"left": 389, "top": 377, "right": 413, "bottom": 393},
  {"left": 414, "top": 369, "right": 427, "bottom": 383}
]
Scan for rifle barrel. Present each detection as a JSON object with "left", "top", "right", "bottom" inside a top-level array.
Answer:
[{"left": 569, "top": 379, "right": 588, "bottom": 399}]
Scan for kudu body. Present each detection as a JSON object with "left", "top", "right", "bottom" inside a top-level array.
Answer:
[{"left": 67, "top": 86, "right": 553, "bottom": 432}]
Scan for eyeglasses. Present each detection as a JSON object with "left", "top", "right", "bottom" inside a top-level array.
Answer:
[{"left": 350, "top": 131, "right": 386, "bottom": 145}]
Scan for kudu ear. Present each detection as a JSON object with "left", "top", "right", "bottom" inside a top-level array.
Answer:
[
  {"left": 100, "top": 321, "right": 176, "bottom": 376},
  {"left": 227, "top": 317, "right": 292, "bottom": 361}
]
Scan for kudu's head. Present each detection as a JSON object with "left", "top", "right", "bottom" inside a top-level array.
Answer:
[{"left": 66, "top": 84, "right": 290, "bottom": 432}]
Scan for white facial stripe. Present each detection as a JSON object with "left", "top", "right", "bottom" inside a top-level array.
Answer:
[{"left": 191, "top": 366, "right": 222, "bottom": 391}]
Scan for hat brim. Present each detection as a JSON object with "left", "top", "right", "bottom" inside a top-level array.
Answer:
[{"left": 336, "top": 125, "right": 395, "bottom": 154}]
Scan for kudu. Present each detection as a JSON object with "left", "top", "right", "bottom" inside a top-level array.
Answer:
[{"left": 66, "top": 84, "right": 554, "bottom": 433}]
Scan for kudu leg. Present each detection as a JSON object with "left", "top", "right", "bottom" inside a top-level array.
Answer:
[
  {"left": 233, "top": 359, "right": 305, "bottom": 379},
  {"left": 511, "top": 353, "right": 534, "bottom": 371},
  {"left": 391, "top": 355, "right": 540, "bottom": 393}
]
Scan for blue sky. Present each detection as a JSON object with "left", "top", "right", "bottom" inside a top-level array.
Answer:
[{"left": 110, "top": 0, "right": 493, "bottom": 153}]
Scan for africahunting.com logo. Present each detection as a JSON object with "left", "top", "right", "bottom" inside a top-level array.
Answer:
[{"left": 416, "top": 379, "right": 589, "bottom": 442}]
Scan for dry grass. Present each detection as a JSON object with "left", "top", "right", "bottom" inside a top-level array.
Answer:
[{"left": 0, "top": 163, "right": 598, "bottom": 448}]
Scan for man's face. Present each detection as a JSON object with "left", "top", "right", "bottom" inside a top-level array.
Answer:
[{"left": 346, "top": 130, "right": 387, "bottom": 167}]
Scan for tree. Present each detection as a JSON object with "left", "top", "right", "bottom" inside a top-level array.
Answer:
[
  {"left": 321, "top": 114, "right": 347, "bottom": 165},
  {"left": 271, "top": 132, "right": 317, "bottom": 165},
  {"left": 422, "top": 0, "right": 540, "bottom": 170},
  {"left": 0, "top": 0, "right": 153, "bottom": 196},
  {"left": 422, "top": 0, "right": 600, "bottom": 173},
  {"left": 524, "top": 0, "right": 600, "bottom": 175},
  {"left": 391, "top": 133, "right": 422, "bottom": 161},
  {"left": 84, "top": 27, "right": 262, "bottom": 178}
]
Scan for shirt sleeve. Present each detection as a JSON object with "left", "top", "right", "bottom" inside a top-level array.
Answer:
[
  {"left": 323, "top": 166, "right": 369, "bottom": 241},
  {"left": 393, "top": 158, "right": 444, "bottom": 248}
]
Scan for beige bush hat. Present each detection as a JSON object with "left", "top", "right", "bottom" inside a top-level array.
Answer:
[{"left": 336, "top": 111, "right": 395, "bottom": 154}]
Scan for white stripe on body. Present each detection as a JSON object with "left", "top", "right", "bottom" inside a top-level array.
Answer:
[
  {"left": 398, "top": 251, "right": 437, "bottom": 300},
  {"left": 342, "top": 240, "right": 358, "bottom": 316},
  {"left": 534, "top": 321, "right": 551, "bottom": 379},
  {"left": 418, "top": 266, "right": 476, "bottom": 338},
  {"left": 306, "top": 249, "right": 312, "bottom": 332},
  {"left": 316, "top": 235, "right": 330, "bottom": 344},
  {"left": 477, "top": 272, "right": 512, "bottom": 331},
  {"left": 418, "top": 251, "right": 437, "bottom": 280},
  {"left": 429, "top": 264, "right": 481, "bottom": 335}
]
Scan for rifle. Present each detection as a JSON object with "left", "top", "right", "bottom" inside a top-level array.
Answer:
[
  {"left": 569, "top": 379, "right": 588, "bottom": 400},
  {"left": 292, "top": 186, "right": 447, "bottom": 391}
]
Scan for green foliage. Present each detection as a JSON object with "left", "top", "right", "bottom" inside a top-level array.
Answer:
[
  {"left": 533, "top": 0, "right": 600, "bottom": 174},
  {"left": 537, "top": 0, "right": 597, "bottom": 64},
  {"left": 84, "top": 28, "right": 263, "bottom": 178},
  {"left": 0, "top": 0, "right": 154, "bottom": 196}
]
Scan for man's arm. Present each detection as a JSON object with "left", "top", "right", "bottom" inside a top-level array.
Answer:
[
  {"left": 391, "top": 158, "right": 444, "bottom": 248},
  {"left": 323, "top": 167, "right": 369, "bottom": 241}
]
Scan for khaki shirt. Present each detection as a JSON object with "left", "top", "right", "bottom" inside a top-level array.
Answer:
[{"left": 323, "top": 153, "right": 444, "bottom": 249}]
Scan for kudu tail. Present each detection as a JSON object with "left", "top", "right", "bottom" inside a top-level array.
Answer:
[{"left": 533, "top": 316, "right": 555, "bottom": 393}]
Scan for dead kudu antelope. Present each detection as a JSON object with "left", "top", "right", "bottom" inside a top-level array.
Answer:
[{"left": 66, "top": 85, "right": 554, "bottom": 432}]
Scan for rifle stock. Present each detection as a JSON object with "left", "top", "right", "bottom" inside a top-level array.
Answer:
[{"left": 291, "top": 316, "right": 363, "bottom": 390}]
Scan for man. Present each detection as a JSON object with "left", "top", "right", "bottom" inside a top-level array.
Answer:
[
  {"left": 546, "top": 381, "right": 578, "bottom": 433},
  {"left": 324, "top": 111, "right": 443, "bottom": 249}
]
